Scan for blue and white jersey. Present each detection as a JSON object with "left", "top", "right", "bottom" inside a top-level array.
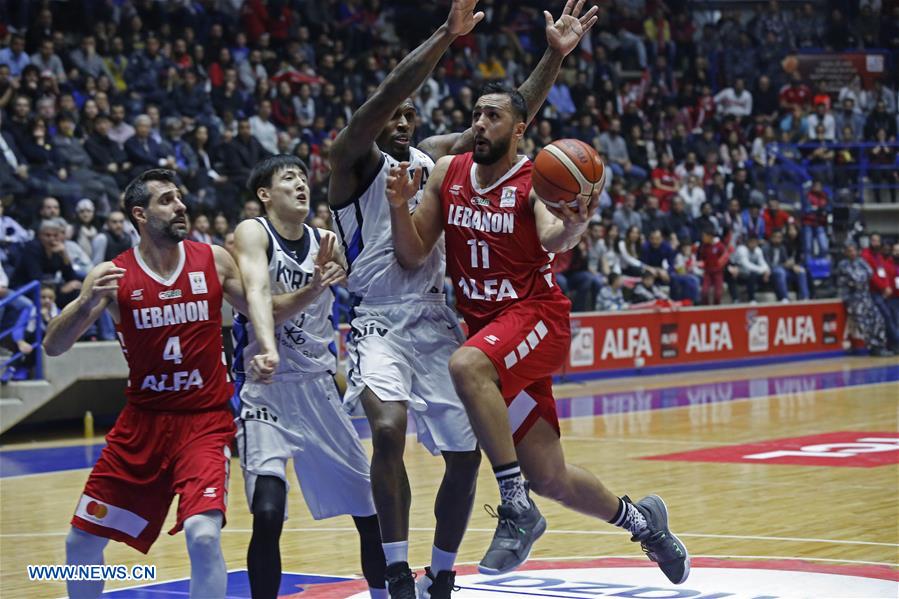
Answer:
[
  {"left": 332, "top": 146, "right": 444, "bottom": 300},
  {"left": 232, "top": 218, "right": 337, "bottom": 385}
]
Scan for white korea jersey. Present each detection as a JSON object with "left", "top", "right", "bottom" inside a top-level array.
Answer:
[
  {"left": 232, "top": 218, "right": 336, "bottom": 380},
  {"left": 332, "top": 147, "right": 444, "bottom": 299}
]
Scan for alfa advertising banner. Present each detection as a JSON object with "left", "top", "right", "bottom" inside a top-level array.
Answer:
[
  {"left": 564, "top": 300, "right": 846, "bottom": 375},
  {"left": 337, "top": 300, "right": 846, "bottom": 378}
]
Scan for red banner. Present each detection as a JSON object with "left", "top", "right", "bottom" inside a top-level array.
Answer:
[
  {"left": 564, "top": 300, "right": 846, "bottom": 375},
  {"left": 337, "top": 300, "right": 846, "bottom": 377}
]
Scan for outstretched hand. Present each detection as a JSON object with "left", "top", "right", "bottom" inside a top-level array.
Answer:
[
  {"left": 446, "top": 0, "right": 486, "bottom": 37},
  {"left": 311, "top": 233, "right": 347, "bottom": 291},
  {"left": 83, "top": 264, "right": 126, "bottom": 310},
  {"left": 544, "top": 0, "right": 600, "bottom": 57},
  {"left": 385, "top": 162, "right": 422, "bottom": 209}
]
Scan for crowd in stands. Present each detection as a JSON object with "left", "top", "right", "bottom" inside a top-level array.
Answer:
[{"left": 2, "top": 0, "right": 899, "bottom": 376}]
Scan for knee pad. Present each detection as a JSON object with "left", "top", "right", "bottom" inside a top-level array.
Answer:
[{"left": 184, "top": 511, "right": 223, "bottom": 556}]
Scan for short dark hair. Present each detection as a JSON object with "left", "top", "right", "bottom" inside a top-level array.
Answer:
[
  {"left": 476, "top": 82, "right": 528, "bottom": 123},
  {"left": 246, "top": 154, "right": 310, "bottom": 195},
  {"left": 123, "top": 169, "right": 177, "bottom": 228}
]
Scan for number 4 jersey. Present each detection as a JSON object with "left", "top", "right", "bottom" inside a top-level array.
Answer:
[
  {"left": 113, "top": 240, "right": 232, "bottom": 411},
  {"left": 441, "top": 152, "right": 568, "bottom": 333}
]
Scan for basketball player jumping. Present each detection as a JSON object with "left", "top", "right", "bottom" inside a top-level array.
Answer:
[
  {"left": 231, "top": 155, "right": 387, "bottom": 599},
  {"left": 43, "top": 169, "right": 304, "bottom": 599},
  {"left": 328, "top": 1, "right": 597, "bottom": 597},
  {"left": 385, "top": 85, "right": 691, "bottom": 584}
]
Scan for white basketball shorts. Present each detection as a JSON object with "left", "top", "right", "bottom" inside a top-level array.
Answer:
[
  {"left": 236, "top": 373, "right": 375, "bottom": 520},
  {"left": 343, "top": 294, "right": 477, "bottom": 455}
]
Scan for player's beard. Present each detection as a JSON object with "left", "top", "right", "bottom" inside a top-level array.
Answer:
[
  {"left": 148, "top": 214, "right": 188, "bottom": 243},
  {"left": 472, "top": 134, "right": 512, "bottom": 165}
]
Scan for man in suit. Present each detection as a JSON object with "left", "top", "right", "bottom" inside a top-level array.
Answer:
[
  {"left": 124, "top": 114, "right": 175, "bottom": 178},
  {"left": 85, "top": 113, "right": 132, "bottom": 189},
  {"left": 221, "top": 118, "right": 270, "bottom": 188}
]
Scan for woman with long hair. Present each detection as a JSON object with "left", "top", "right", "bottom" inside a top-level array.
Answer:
[{"left": 619, "top": 225, "right": 646, "bottom": 277}]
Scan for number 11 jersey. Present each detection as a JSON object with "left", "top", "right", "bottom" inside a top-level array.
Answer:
[
  {"left": 441, "top": 152, "right": 567, "bottom": 334},
  {"left": 113, "top": 240, "right": 232, "bottom": 411}
]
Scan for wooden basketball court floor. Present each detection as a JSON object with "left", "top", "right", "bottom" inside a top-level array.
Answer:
[{"left": 1, "top": 356, "right": 897, "bottom": 597}]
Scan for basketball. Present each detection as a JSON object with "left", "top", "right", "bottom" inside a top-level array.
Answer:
[{"left": 532, "top": 139, "right": 606, "bottom": 209}]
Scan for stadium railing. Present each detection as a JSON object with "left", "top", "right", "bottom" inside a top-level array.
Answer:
[{"left": 0, "top": 280, "right": 43, "bottom": 381}]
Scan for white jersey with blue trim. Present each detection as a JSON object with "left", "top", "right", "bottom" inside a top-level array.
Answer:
[
  {"left": 332, "top": 147, "right": 444, "bottom": 300},
  {"left": 232, "top": 218, "right": 337, "bottom": 381}
]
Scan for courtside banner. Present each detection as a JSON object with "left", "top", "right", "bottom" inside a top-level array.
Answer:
[
  {"left": 336, "top": 300, "right": 846, "bottom": 376},
  {"left": 564, "top": 299, "right": 846, "bottom": 374}
]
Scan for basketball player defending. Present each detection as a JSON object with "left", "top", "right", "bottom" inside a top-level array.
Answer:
[
  {"left": 231, "top": 155, "right": 387, "bottom": 598},
  {"left": 386, "top": 86, "right": 691, "bottom": 585},
  {"left": 329, "top": 1, "right": 597, "bottom": 596},
  {"left": 43, "top": 169, "right": 300, "bottom": 599}
]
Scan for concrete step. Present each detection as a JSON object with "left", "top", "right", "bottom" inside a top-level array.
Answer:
[{"left": 0, "top": 341, "right": 127, "bottom": 434}]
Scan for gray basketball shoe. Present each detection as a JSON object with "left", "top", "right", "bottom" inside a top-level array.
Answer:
[
  {"left": 627, "top": 495, "right": 691, "bottom": 584},
  {"left": 477, "top": 498, "right": 547, "bottom": 575}
]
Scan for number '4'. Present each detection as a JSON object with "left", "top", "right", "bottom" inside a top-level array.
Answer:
[{"left": 163, "top": 336, "right": 183, "bottom": 364}]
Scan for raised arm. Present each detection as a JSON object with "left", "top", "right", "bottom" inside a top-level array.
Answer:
[
  {"left": 385, "top": 156, "right": 451, "bottom": 269},
  {"left": 44, "top": 261, "right": 124, "bottom": 356},
  {"left": 533, "top": 187, "right": 601, "bottom": 254},
  {"left": 328, "top": 0, "right": 484, "bottom": 207},
  {"left": 419, "top": 0, "right": 598, "bottom": 160}
]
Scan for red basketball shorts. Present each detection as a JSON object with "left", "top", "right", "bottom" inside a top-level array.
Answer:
[
  {"left": 71, "top": 403, "right": 235, "bottom": 553},
  {"left": 464, "top": 298, "right": 571, "bottom": 443}
]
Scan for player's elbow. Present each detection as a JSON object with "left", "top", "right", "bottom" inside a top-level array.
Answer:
[
  {"left": 395, "top": 250, "right": 426, "bottom": 270},
  {"left": 42, "top": 337, "right": 64, "bottom": 357}
]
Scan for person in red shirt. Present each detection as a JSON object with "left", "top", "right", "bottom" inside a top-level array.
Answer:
[
  {"left": 697, "top": 226, "right": 730, "bottom": 304},
  {"left": 763, "top": 193, "right": 792, "bottom": 238},
  {"left": 42, "top": 169, "right": 310, "bottom": 598},
  {"left": 890, "top": 242, "right": 899, "bottom": 329},
  {"left": 386, "top": 84, "right": 690, "bottom": 585},
  {"left": 802, "top": 181, "right": 829, "bottom": 257},
  {"left": 778, "top": 72, "right": 812, "bottom": 111},
  {"left": 862, "top": 234, "right": 899, "bottom": 349},
  {"left": 651, "top": 153, "right": 679, "bottom": 212}
]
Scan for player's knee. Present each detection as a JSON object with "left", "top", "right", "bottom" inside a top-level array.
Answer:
[
  {"left": 184, "top": 513, "right": 222, "bottom": 558},
  {"left": 65, "top": 527, "right": 106, "bottom": 563},
  {"left": 448, "top": 347, "right": 491, "bottom": 388},
  {"left": 528, "top": 469, "right": 571, "bottom": 503},
  {"left": 369, "top": 416, "right": 406, "bottom": 454},
  {"left": 444, "top": 449, "right": 482, "bottom": 480},
  {"left": 252, "top": 504, "right": 283, "bottom": 536}
]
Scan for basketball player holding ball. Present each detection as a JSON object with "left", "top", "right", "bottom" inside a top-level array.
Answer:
[{"left": 386, "top": 84, "right": 690, "bottom": 585}]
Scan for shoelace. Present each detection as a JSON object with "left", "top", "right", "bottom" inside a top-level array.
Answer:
[
  {"left": 425, "top": 568, "right": 461, "bottom": 593},
  {"left": 484, "top": 504, "right": 520, "bottom": 539},
  {"left": 385, "top": 569, "right": 417, "bottom": 585},
  {"left": 635, "top": 529, "right": 669, "bottom": 561}
]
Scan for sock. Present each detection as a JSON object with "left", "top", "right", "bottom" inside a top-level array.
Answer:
[
  {"left": 610, "top": 497, "right": 648, "bottom": 536},
  {"left": 430, "top": 545, "right": 457, "bottom": 574},
  {"left": 382, "top": 540, "right": 409, "bottom": 566},
  {"left": 494, "top": 461, "right": 530, "bottom": 511},
  {"left": 369, "top": 587, "right": 388, "bottom": 599}
]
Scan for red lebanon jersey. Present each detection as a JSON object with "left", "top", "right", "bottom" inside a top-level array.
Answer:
[
  {"left": 442, "top": 152, "right": 569, "bottom": 333},
  {"left": 112, "top": 240, "right": 232, "bottom": 411}
]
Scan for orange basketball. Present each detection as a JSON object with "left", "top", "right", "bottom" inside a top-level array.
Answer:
[{"left": 532, "top": 139, "right": 606, "bottom": 209}]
